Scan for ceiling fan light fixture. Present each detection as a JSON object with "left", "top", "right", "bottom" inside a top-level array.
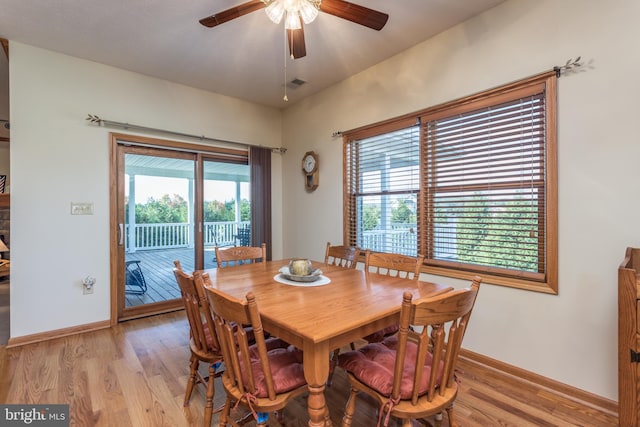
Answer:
[
  {"left": 265, "top": 1, "right": 286, "bottom": 24},
  {"left": 298, "top": 0, "right": 319, "bottom": 24},
  {"left": 265, "top": 0, "right": 320, "bottom": 28},
  {"left": 284, "top": 10, "right": 302, "bottom": 30}
]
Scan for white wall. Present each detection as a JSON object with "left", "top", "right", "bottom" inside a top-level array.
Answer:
[
  {"left": 9, "top": 42, "right": 283, "bottom": 337},
  {"left": 281, "top": 0, "right": 640, "bottom": 400}
]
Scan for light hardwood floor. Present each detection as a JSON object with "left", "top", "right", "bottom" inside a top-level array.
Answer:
[{"left": 0, "top": 311, "right": 617, "bottom": 426}]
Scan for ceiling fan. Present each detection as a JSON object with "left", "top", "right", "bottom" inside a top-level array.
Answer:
[{"left": 199, "top": 0, "right": 389, "bottom": 59}]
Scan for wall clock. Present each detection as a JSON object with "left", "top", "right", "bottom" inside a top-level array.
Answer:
[{"left": 302, "top": 151, "right": 319, "bottom": 191}]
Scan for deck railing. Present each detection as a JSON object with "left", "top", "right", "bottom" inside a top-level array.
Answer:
[
  {"left": 125, "top": 221, "right": 249, "bottom": 252},
  {"left": 126, "top": 221, "right": 429, "bottom": 256},
  {"left": 361, "top": 223, "right": 418, "bottom": 256}
]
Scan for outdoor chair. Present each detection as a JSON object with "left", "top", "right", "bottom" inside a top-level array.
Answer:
[
  {"left": 338, "top": 277, "right": 482, "bottom": 427},
  {"left": 125, "top": 260, "right": 148, "bottom": 295},
  {"left": 235, "top": 224, "right": 251, "bottom": 247}
]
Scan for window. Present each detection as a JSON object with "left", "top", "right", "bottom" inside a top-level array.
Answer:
[
  {"left": 345, "top": 120, "right": 420, "bottom": 256},
  {"left": 344, "top": 72, "right": 557, "bottom": 293}
]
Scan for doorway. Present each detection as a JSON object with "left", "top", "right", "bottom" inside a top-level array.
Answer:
[{"left": 110, "top": 134, "right": 251, "bottom": 322}]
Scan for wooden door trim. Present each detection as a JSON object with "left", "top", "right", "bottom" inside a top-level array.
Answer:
[
  {"left": 111, "top": 136, "right": 196, "bottom": 322},
  {"left": 109, "top": 133, "right": 250, "bottom": 324}
]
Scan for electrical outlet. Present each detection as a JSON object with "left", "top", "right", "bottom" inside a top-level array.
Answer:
[{"left": 82, "top": 276, "right": 96, "bottom": 295}]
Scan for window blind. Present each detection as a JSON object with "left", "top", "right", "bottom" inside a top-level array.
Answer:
[
  {"left": 421, "top": 92, "right": 547, "bottom": 280},
  {"left": 343, "top": 71, "right": 557, "bottom": 293},
  {"left": 345, "top": 124, "right": 420, "bottom": 256}
]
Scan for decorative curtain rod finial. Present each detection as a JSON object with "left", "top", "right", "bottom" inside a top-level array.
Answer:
[
  {"left": 86, "top": 114, "right": 102, "bottom": 125},
  {"left": 85, "top": 113, "right": 285, "bottom": 154},
  {"left": 554, "top": 56, "right": 582, "bottom": 77}
]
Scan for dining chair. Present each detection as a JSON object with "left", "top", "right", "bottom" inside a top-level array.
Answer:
[
  {"left": 324, "top": 242, "right": 360, "bottom": 386},
  {"left": 205, "top": 286, "right": 310, "bottom": 426},
  {"left": 363, "top": 250, "right": 425, "bottom": 343},
  {"left": 215, "top": 243, "right": 267, "bottom": 268},
  {"left": 365, "top": 249, "right": 424, "bottom": 279},
  {"left": 173, "top": 265, "right": 224, "bottom": 427},
  {"left": 324, "top": 242, "right": 360, "bottom": 269},
  {"left": 338, "top": 276, "right": 482, "bottom": 427}
]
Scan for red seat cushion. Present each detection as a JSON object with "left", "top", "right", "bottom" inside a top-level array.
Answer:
[
  {"left": 243, "top": 338, "right": 306, "bottom": 398},
  {"left": 203, "top": 322, "right": 260, "bottom": 352},
  {"left": 363, "top": 324, "right": 399, "bottom": 343},
  {"left": 203, "top": 323, "right": 219, "bottom": 352},
  {"left": 338, "top": 335, "right": 443, "bottom": 399}
]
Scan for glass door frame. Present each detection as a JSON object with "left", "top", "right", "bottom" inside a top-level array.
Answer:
[{"left": 109, "top": 133, "right": 250, "bottom": 323}]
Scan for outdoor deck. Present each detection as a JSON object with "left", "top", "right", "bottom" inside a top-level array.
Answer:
[{"left": 125, "top": 247, "right": 219, "bottom": 307}]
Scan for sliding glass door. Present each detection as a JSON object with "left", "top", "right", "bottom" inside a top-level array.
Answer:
[
  {"left": 112, "top": 137, "right": 252, "bottom": 321},
  {"left": 117, "top": 146, "right": 196, "bottom": 319},
  {"left": 202, "top": 158, "right": 251, "bottom": 268}
]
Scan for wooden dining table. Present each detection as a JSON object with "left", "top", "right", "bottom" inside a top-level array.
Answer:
[{"left": 201, "top": 259, "right": 452, "bottom": 426}]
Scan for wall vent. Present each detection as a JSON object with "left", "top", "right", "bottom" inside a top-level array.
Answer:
[{"left": 286, "top": 78, "right": 307, "bottom": 89}]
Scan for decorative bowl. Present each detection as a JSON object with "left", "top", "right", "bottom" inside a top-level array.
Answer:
[
  {"left": 289, "top": 258, "right": 313, "bottom": 276},
  {"left": 279, "top": 261, "right": 322, "bottom": 282}
]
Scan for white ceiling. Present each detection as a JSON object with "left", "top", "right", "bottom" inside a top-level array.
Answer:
[{"left": 0, "top": 0, "right": 504, "bottom": 109}]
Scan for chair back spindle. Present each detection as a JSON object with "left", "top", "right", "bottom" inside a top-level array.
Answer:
[
  {"left": 206, "top": 287, "right": 308, "bottom": 425},
  {"left": 325, "top": 242, "right": 360, "bottom": 269},
  {"left": 215, "top": 243, "right": 267, "bottom": 268},
  {"left": 361, "top": 250, "right": 425, "bottom": 343},
  {"left": 365, "top": 250, "right": 424, "bottom": 280},
  {"left": 174, "top": 269, "right": 221, "bottom": 358},
  {"left": 172, "top": 267, "right": 223, "bottom": 426},
  {"left": 338, "top": 276, "right": 482, "bottom": 426}
]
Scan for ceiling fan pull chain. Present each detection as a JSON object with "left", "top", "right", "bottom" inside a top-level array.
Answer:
[{"left": 283, "top": 26, "right": 289, "bottom": 102}]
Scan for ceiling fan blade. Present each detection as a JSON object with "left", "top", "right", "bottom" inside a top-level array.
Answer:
[
  {"left": 287, "top": 21, "right": 307, "bottom": 59},
  {"left": 199, "top": 0, "right": 266, "bottom": 28},
  {"left": 320, "top": 0, "right": 388, "bottom": 31}
]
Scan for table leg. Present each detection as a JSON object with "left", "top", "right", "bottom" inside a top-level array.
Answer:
[{"left": 303, "top": 341, "right": 333, "bottom": 427}]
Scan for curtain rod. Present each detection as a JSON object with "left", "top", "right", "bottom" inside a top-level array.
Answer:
[
  {"left": 86, "top": 114, "right": 287, "bottom": 154},
  {"left": 331, "top": 56, "right": 584, "bottom": 138}
]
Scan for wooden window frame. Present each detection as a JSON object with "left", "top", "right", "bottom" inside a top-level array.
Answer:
[{"left": 343, "top": 71, "right": 557, "bottom": 294}]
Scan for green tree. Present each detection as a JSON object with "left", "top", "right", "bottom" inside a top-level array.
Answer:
[
  {"left": 454, "top": 194, "right": 491, "bottom": 263},
  {"left": 204, "top": 200, "right": 235, "bottom": 222},
  {"left": 391, "top": 199, "right": 416, "bottom": 223},
  {"left": 454, "top": 194, "right": 538, "bottom": 272},
  {"left": 362, "top": 204, "right": 381, "bottom": 231},
  {"left": 125, "top": 194, "right": 188, "bottom": 247},
  {"left": 134, "top": 194, "right": 188, "bottom": 223},
  {"left": 203, "top": 198, "right": 251, "bottom": 222},
  {"left": 240, "top": 199, "right": 251, "bottom": 221}
]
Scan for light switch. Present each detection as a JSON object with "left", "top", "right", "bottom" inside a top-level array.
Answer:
[{"left": 71, "top": 202, "right": 94, "bottom": 215}]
